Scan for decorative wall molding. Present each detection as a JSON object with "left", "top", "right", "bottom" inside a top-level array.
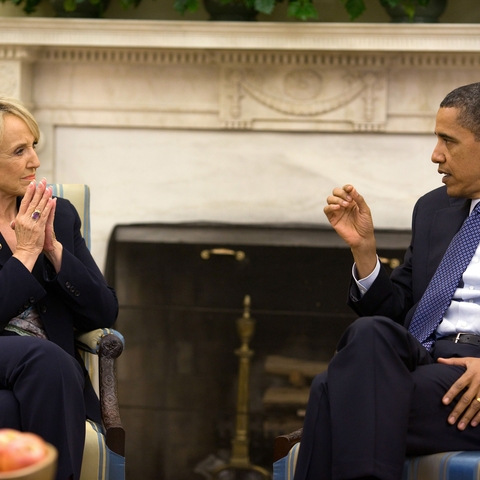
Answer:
[
  {"left": 38, "top": 47, "right": 215, "bottom": 65},
  {"left": 29, "top": 47, "right": 480, "bottom": 73},
  {"left": 0, "top": 18, "right": 479, "bottom": 271},
  {"left": 220, "top": 67, "right": 387, "bottom": 131},
  {"left": 0, "top": 19, "right": 479, "bottom": 149},
  {"left": 0, "top": 62, "right": 18, "bottom": 97},
  {"left": 1, "top": 18, "right": 480, "bottom": 52},
  {"left": 0, "top": 19, "right": 478, "bottom": 159}
]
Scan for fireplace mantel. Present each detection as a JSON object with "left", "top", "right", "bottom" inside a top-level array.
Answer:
[
  {"left": 1, "top": 18, "right": 480, "bottom": 52},
  {"left": 1, "top": 19, "right": 479, "bottom": 270},
  {"left": 2, "top": 19, "right": 480, "bottom": 141},
  {"left": 2, "top": 19, "right": 480, "bottom": 140}
]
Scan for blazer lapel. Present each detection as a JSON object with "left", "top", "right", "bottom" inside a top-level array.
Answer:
[{"left": 0, "top": 233, "right": 13, "bottom": 267}]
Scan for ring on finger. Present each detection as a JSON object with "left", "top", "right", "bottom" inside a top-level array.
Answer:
[
  {"left": 31, "top": 209, "right": 41, "bottom": 221},
  {"left": 475, "top": 397, "right": 480, "bottom": 404}
]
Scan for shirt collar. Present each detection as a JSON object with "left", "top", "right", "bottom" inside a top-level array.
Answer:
[{"left": 471, "top": 198, "right": 480, "bottom": 214}]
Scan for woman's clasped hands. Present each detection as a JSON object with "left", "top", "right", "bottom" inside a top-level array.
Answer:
[{"left": 12, "top": 178, "right": 62, "bottom": 273}]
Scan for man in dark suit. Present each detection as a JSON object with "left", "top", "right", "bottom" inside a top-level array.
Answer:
[{"left": 293, "top": 82, "right": 480, "bottom": 480}]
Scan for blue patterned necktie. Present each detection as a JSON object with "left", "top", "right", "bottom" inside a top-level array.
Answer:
[{"left": 408, "top": 202, "right": 480, "bottom": 351}]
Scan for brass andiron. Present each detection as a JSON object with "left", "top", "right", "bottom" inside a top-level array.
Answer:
[{"left": 213, "top": 295, "right": 271, "bottom": 480}]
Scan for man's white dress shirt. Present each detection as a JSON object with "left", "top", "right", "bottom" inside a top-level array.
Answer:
[{"left": 353, "top": 198, "right": 480, "bottom": 338}]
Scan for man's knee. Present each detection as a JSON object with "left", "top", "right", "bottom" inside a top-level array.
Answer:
[
  {"left": 311, "top": 370, "right": 328, "bottom": 390},
  {"left": 336, "top": 316, "right": 404, "bottom": 354},
  {"left": 341, "top": 315, "right": 393, "bottom": 340},
  {"left": 352, "top": 315, "right": 395, "bottom": 331}
]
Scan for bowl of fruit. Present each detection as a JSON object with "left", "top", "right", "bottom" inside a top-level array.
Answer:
[{"left": 0, "top": 429, "right": 57, "bottom": 480}]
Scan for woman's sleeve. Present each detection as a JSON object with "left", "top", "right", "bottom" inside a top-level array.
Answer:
[
  {"left": 0, "top": 257, "right": 47, "bottom": 329},
  {"left": 46, "top": 199, "right": 119, "bottom": 332}
]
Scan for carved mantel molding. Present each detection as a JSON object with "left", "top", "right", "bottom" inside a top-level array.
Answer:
[
  {"left": 0, "top": 19, "right": 479, "bottom": 192},
  {"left": 1, "top": 19, "right": 477, "bottom": 266},
  {"left": 0, "top": 19, "right": 479, "bottom": 138},
  {"left": 1, "top": 18, "right": 480, "bottom": 52}
]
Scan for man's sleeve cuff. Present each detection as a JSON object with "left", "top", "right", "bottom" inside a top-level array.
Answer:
[{"left": 352, "top": 257, "right": 381, "bottom": 296}]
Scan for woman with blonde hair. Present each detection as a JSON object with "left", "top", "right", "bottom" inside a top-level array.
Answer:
[{"left": 0, "top": 96, "right": 118, "bottom": 480}]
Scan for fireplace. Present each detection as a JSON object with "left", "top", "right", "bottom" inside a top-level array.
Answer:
[{"left": 105, "top": 223, "right": 410, "bottom": 479}]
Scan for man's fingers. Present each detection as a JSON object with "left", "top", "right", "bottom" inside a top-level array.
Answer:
[
  {"left": 445, "top": 388, "right": 472, "bottom": 426},
  {"left": 443, "top": 374, "right": 468, "bottom": 405},
  {"left": 438, "top": 357, "right": 465, "bottom": 366},
  {"left": 471, "top": 401, "right": 480, "bottom": 427},
  {"left": 455, "top": 395, "right": 480, "bottom": 430},
  {"left": 347, "top": 186, "right": 371, "bottom": 213},
  {"left": 439, "top": 357, "right": 470, "bottom": 405},
  {"left": 440, "top": 358, "right": 480, "bottom": 429}
]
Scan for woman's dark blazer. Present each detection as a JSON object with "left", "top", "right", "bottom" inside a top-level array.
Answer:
[
  {"left": 0, "top": 196, "right": 118, "bottom": 422},
  {"left": 348, "top": 185, "right": 471, "bottom": 330}
]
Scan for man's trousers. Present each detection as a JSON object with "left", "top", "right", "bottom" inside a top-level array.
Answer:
[{"left": 293, "top": 316, "right": 480, "bottom": 480}]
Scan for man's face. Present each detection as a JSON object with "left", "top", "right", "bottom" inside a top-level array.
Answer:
[{"left": 432, "top": 107, "right": 480, "bottom": 199}]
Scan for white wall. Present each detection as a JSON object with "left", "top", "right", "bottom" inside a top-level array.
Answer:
[
  {"left": 54, "top": 127, "right": 439, "bottom": 270},
  {"left": 3, "top": 20, "right": 477, "bottom": 272}
]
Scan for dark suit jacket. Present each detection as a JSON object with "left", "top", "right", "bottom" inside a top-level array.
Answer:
[
  {"left": 348, "top": 186, "right": 471, "bottom": 330},
  {"left": 0, "top": 197, "right": 118, "bottom": 421}
]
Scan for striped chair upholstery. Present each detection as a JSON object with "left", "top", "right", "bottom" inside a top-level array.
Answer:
[
  {"left": 273, "top": 442, "right": 480, "bottom": 480},
  {"left": 273, "top": 443, "right": 300, "bottom": 480},
  {"left": 49, "top": 184, "right": 125, "bottom": 480}
]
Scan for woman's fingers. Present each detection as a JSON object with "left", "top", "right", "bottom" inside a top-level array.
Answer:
[
  {"left": 23, "top": 181, "right": 53, "bottom": 224},
  {"left": 15, "top": 180, "right": 53, "bottom": 245},
  {"left": 18, "top": 181, "right": 37, "bottom": 215}
]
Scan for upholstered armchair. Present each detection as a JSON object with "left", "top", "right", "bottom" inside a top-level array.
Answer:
[
  {"left": 273, "top": 425, "right": 480, "bottom": 479},
  {"left": 49, "top": 184, "right": 125, "bottom": 480}
]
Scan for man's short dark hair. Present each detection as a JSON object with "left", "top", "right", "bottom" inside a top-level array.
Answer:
[{"left": 440, "top": 82, "right": 480, "bottom": 140}]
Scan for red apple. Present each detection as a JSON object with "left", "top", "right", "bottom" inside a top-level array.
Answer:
[{"left": 0, "top": 429, "right": 47, "bottom": 472}]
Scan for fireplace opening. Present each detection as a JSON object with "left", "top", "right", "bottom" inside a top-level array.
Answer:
[{"left": 105, "top": 223, "right": 410, "bottom": 480}]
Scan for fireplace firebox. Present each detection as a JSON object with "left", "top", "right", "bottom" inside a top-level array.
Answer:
[{"left": 105, "top": 223, "right": 410, "bottom": 480}]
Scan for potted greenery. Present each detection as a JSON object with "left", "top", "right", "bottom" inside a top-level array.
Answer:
[
  {"left": 0, "top": 0, "right": 446, "bottom": 22},
  {"left": 173, "top": 0, "right": 318, "bottom": 21},
  {"left": 173, "top": 0, "right": 445, "bottom": 22},
  {"left": 0, "top": 0, "right": 108, "bottom": 16}
]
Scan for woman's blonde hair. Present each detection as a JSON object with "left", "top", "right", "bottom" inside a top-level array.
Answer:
[{"left": 0, "top": 96, "right": 40, "bottom": 146}]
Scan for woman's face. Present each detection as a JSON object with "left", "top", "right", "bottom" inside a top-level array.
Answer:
[{"left": 0, "top": 114, "right": 40, "bottom": 198}]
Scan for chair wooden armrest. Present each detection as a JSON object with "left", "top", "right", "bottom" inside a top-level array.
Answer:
[
  {"left": 98, "top": 333, "right": 125, "bottom": 457},
  {"left": 273, "top": 428, "right": 303, "bottom": 462},
  {"left": 76, "top": 329, "right": 125, "bottom": 457}
]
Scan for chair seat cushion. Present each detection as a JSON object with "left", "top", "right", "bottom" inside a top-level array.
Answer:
[
  {"left": 403, "top": 451, "right": 480, "bottom": 480},
  {"left": 272, "top": 443, "right": 480, "bottom": 480}
]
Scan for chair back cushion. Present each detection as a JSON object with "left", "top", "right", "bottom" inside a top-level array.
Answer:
[
  {"left": 49, "top": 184, "right": 91, "bottom": 250},
  {"left": 80, "top": 420, "right": 125, "bottom": 480},
  {"left": 273, "top": 443, "right": 300, "bottom": 480}
]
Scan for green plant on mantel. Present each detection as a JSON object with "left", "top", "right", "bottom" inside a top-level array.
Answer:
[
  {"left": 0, "top": 0, "right": 102, "bottom": 14},
  {"left": 0, "top": 0, "right": 37, "bottom": 13},
  {"left": 172, "top": 0, "right": 431, "bottom": 21},
  {"left": 173, "top": 0, "right": 317, "bottom": 20},
  {"left": 0, "top": 0, "right": 431, "bottom": 19}
]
